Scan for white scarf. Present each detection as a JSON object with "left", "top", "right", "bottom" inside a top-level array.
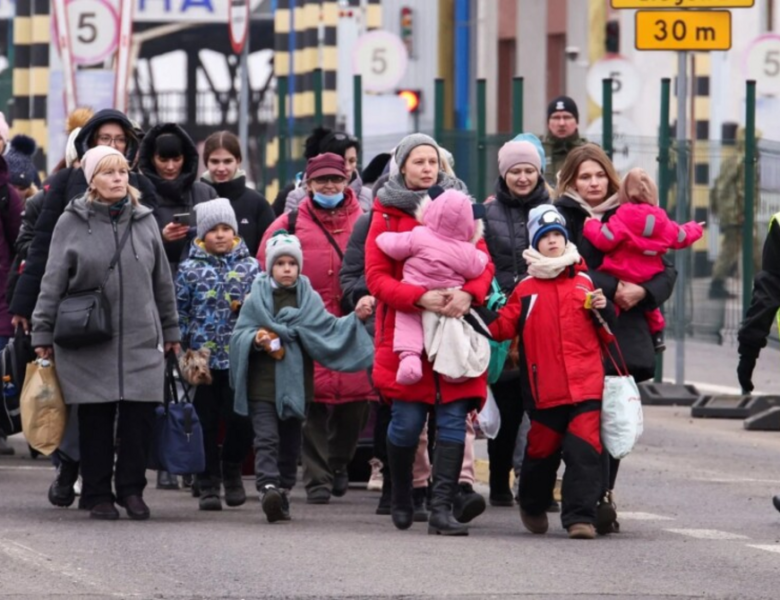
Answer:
[
  {"left": 563, "top": 190, "right": 621, "bottom": 221},
  {"left": 523, "top": 242, "right": 581, "bottom": 279}
]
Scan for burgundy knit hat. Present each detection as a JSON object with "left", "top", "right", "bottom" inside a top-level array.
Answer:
[{"left": 305, "top": 152, "right": 347, "bottom": 180}]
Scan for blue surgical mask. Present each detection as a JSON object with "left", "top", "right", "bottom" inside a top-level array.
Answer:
[{"left": 312, "top": 191, "right": 344, "bottom": 209}]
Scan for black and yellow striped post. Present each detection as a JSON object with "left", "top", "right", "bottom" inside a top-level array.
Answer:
[
  {"left": 11, "top": 0, "right": 32, "bottom": 135},
  {"left": 320, "top": 0, "right": 338, "bottom": 129},
  {"left": 30, "top": 0, "right": 49, "bottom": 173},
  {"left": 366, "top": 0, "right": 382, "bottom": 31}
]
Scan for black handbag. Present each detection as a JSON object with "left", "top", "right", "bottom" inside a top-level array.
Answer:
[{"left": 53, "top": 221, "right": 132, "bottom": 349}]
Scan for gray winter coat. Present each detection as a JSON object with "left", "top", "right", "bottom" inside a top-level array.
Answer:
[
  {"left": 284, "top": 174, "right": 374, "bottom": 213},
  {"left": 31, "top": 196, "right": 180, "bottom": 405}
]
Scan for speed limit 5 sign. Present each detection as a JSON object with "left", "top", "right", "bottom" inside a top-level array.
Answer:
[
  {"left": 353, "top": 31, "right": 408, "bottom": 93},
  {"left": 745, "top": 34, "right": 780, "bottom": 96},
  {"left": 63, "top": 0, "right": 120, "bottom": 66}
]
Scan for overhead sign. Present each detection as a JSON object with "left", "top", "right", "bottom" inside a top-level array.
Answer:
[
  {"left": 745, "top": 34, "right": 780, "bottom": 96},
  {"left": 586, "top": 56, "right": 641, "bottom": 111},
  {"left": 228, "top": 0, "right": 250, "bottom": 54},
  {"left": 65, "top": 0, "right": 120, "bottom": 66},
  {"left": 133, "top": 0, "right": 262, "bottom": 23},
  {"left": 635, "top": 10, "right": 731, "bottom": 51},
  {"left": 353, "top": 31, "right": 409, "bottom": 93},
  {"left": 613, "top": 0, "right": 752, "bottom": 7}
]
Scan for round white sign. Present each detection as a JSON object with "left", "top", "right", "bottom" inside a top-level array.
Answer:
[
  {"left": 586, "top": 115, "right": 640, "bottom": 174},
  {"left": 228, "top": 0, "right": 250, "bottom": 54},
  {"left": 353, "top": 31, "right": 409, "bottom": 93},
  {"left": 586, "top": 56, "right": 641, "bottom": 112},
  {"left": 66, "top": 0, "right": 119, "bottom": 66},
  {"left": 745, "top": 34, "right": 780, "bottom": 97}
]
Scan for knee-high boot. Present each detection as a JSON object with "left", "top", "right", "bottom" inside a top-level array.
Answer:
[
  {"left": 387, "top": 440, "right": 416, "bottom": 530},
  {"left": 428, "top": 442, "right": 469, "bottom": 536}
]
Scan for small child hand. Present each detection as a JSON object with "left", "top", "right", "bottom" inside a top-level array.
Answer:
[
  {"left": 355, "top": 295, "right": 375, "bottom": 321},
  {"left": 589, "top": 289, "right": 607, "bottom": 310},
  {"left": 255, "top": 328, "right": 285, "bottom": 360}
]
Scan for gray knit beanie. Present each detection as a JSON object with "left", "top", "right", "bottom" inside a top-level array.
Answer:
[
  {"left": 394, "top": 133, "right": 440, "bottom": 171},
  {"left": 195, "top": 198, "right": 238, "bottom": 239},
  {"left": 265, "top": 230, "right": 304, "bottom": 273}
]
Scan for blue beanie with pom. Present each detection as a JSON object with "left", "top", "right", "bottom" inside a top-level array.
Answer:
[{"left": 6, "top": 135, "right": 41, "bottom": 189}]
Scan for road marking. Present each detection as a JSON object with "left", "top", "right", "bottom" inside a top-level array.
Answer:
[
  {"left": 619, "top": 511, "right": 674, "bottom": 521},
  {"left": 665, "top": 528, "right": 750, "bottom": 540},
  {"left": 665, "top": 379, "right": 770, "bottom": 396},
  {"left": 0, "top": 465, "right": 52, "bottom": 470},
  {"left": 693, "top": 477, "right": 780, "bottom": 484},
  {"left": 747, "top": 544, "right": 780, "bottom": 554},
  {"left": 0, "top": 538, "right": 137, "bottom": 597}
]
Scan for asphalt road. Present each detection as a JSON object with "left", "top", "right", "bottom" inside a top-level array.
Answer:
[{"left": 1, "top": 405, "right": 780, "bottom": 600}]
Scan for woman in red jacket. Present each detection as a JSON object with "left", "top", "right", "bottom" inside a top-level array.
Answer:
[
  {"left": 365, "top": 134, "right": 494, "bottom": 536},
  {"left": 258, "top": 153, "right": 377, "bottom": 505}
]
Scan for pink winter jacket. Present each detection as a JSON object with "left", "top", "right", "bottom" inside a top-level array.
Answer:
[
  {"left": 375, "top": 193, "right": 488, "bottom": 289},
  {"left": 258, "top": 189, "right": 377, "bottom": 405},
  {"left": 583, "top": 203, "right": 703, "bottom": 284}
]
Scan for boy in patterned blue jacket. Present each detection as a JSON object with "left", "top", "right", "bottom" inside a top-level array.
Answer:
[{"left": 176, "top": 198, "right": 260, "bottom": 511}]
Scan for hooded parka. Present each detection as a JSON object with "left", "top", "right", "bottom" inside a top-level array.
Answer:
[
  {"left": 31, "top": 196, "right": 180, "bottom": 405},
  {"left": 138, "top": 123, "right": 217, "bottom": 270}
]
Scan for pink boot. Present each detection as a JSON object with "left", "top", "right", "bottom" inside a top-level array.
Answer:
[{"left": 397, "top": 352, "right": 423, "bottom": 385}]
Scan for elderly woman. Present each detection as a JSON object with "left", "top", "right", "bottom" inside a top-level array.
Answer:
[
  {"left": 555, "top": 144, "right": 677, "bottom": 535},
  {"left": 32, "top": 146, "right": 180, "bottom": 521},
  {"left": 258, "top": 152, "right": 377, "bottom": 505},
  {"left": 365, "top": 134, "right": 494, "bottom": 536}
]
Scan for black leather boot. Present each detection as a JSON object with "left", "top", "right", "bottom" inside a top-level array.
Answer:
[
  {"left": 428, "top": 442, "right": 469, "bottom": 536},
  {"left": 376, "top": 465, "right": 391, "bottom": 515},
  {"left": 386, "top": 440, "right": 416, "bottom": 530},
  {"left": 48, "top": 455, "right": 80, "bottom": 508},
  {"left": 222, "top": 462, "right": 247, "bottom": 507},
  {"left": 412, "top": 487, "right": 429, "bottom": 522}
]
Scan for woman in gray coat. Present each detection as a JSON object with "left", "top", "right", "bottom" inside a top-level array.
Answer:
[{"left": 32, "top": 146, "right": 181, "bottom": 521}]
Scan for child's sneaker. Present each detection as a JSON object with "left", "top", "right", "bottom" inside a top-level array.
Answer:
[
  {"left": 567, "top": 523, "right": 596, "bottom": 539},
  {"left": 652, "top": 330, "right": 666, "bottom": 353},
  {"left": 260, "top": 484, "right": 285, "bottom": 523},
  {"left": 367, "top": 458, "right": 383, "bottom": 491},
  {"left": 397, "top": 352, "right": 423, "bottom": 385}
]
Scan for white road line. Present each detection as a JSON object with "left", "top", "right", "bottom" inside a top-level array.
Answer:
[
  {"left": 0, "top": 538, "right": 137, "bottom": 598},
  {"left": 0, "top": 465, "right": 52, "bottom": 470},
  {"left": 747, "top": 544, "right": 780, "bottom": 554},
  {"left": 619, "top": 511, "right": 674, "bottom": 521},
  {"left": 665, "top": 528, "right": 750, "bottom": 540},
  {"left": 665, "top": 379, "right": 770, "bottom": 396},
  {"left": 693, "top": 477, "right": 780, "bottom": 484}
]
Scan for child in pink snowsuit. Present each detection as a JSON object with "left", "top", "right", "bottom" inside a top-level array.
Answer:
[
  {"left": 375, "top": 188, "right": 489, "bottom": 385},
  {"left": 583, "top": 168, "right": 704, "bottom": 352}
]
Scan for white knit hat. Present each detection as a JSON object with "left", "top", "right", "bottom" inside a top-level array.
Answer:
[{"left": 265, "top": 230, "right": 303, "bottom": 273}]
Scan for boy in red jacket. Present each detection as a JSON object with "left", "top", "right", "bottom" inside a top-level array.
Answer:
[{"left": 486, "top": 205, "right": 615, "bottom": 540}]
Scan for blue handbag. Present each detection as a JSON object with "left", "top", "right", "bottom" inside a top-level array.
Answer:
[{"left": 153, "top": 352, "right": 205, "bottom": 475}]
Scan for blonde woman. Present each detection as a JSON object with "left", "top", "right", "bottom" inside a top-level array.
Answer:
[{"left": 32, "top": 146, "right": 180, "bottom": 521}]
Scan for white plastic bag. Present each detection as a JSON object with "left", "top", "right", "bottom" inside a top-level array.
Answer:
[
  {"left": 477, "top": 388, "right": 501, "bottom": 440},
  {"left": 601, "top": 374, "right": 644, "bottom": 459}
]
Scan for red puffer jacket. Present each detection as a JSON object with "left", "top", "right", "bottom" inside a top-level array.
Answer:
[
  {"left": 258, "top": 189, "right": 377, "bottom": 404},
  {"left": 488, "top": 260, "right": 613, "bottom": 410},
  {"left": 365, "top": 200, "right": 494, "bottom": 405}
]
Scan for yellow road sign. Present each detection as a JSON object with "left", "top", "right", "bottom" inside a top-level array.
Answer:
[
  {"left": 635, "top": 10, "right": 731, "bottom": 50},
  {"left": 613, "top": 0, "right": 752, "bottom": 7}
]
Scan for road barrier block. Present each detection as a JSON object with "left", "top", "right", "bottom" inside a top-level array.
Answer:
[{"left": 639, "top": 382, "right": 699, "bottom": 406}]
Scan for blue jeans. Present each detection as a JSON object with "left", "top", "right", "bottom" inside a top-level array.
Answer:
[{"left": 387, "top": 400, "right": 470, "bottom": 448}]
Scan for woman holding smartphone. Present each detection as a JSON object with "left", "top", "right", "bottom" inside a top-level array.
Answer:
[{"left": 139, "top": 123, "right": 217, "bottom": 273}]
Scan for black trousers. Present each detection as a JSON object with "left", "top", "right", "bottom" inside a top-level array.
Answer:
[
  {"left": 487, "top": 378, "right": 525, "bottom": 494},
  {"left": 519, "top": 400, "right": 602, "bottom": 528},
  {"left": 78, "top": 401, "right": 156, "bottom": 508},
  {"left": 192, "top": 369, "right": 254, "bottom": 487},
  {"left": 248, "top": 401, "right": 302, "bottom": 490}
]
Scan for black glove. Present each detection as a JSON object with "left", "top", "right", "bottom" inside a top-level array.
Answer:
[{"left": 737, "top": 355, "right": 757, "bottom": 394}]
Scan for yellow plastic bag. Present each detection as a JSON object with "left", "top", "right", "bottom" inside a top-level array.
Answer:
[{"left": 20, "top": 359, "right": 66, "bottom": 456}]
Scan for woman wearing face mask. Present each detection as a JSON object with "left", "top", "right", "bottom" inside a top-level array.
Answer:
[
  {"left": 482, "top": 136, "right": 551, "bottom": 508},
  {"left": 555, "top": 144, "right": 677, "bottom": 535},
  {"left": 278, "top": 126, "right": 373, "bottom": 215},
  {"left": 139, "top": 123, "right": 217, "bottom": 273},
  {"left": 200, "top": 131, "right": 275, "bottom": 257},
  {"left": 258, "top": 153, "right": 377, "bottom": 505}
]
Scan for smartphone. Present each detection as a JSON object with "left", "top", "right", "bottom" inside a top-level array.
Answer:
[{"left": 172, "top": 213, "right": 191, "bottom": 226}]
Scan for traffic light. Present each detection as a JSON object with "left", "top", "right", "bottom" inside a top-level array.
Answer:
[
  {"left": 606, "top": 20, "right": 620, "bottom": 54},
  {"left": 397, "top": 89, "right": 421, "bottom": 113},
  {"left": 401, "top": 6, "right": 414, "bottom": 57}
]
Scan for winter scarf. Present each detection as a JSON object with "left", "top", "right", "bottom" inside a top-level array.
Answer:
[
  {"left": 229, "top": 273, "right": 374, "bottom": 419},
  {"left": 561, "top": 190, "right": 620, "bottom": 220},
  {"left": 522, "top": 242, "right": 581, "bottom": 279},
  {"left": 377, "top": 172, "right": 469, "bottom": 215}
]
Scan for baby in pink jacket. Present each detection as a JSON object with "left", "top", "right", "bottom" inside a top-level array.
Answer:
[
  {"left": 583, "top": 168, "right": 704, "bottom": 352},
  {"left": 376, "top": 188, "right": 489, "bottom": 384}
]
